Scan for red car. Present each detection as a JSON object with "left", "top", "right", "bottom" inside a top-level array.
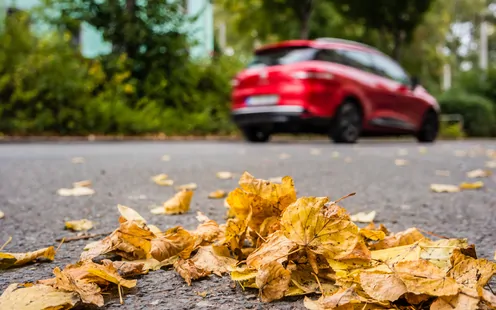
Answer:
[{"left": 231, "top": 38, "right": 440, "bottom": 143}]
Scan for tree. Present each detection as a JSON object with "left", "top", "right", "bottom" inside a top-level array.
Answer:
[{"left": 332, "top": 0, "right": 434, "bottom": 60}]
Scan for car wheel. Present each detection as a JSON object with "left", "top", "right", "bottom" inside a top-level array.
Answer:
[
  {"left": 330, "top": 101, "right": 362, "bottom": 144},
  {"left": 416, "top": 110, "right": 439, "bottom": 143},
  {"left": 241, "top": 127, "right": 271, "bottom": 143}
]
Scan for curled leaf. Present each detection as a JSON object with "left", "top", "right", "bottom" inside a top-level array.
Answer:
[
  {"left": 0, "top": 283, "right": 80, "bottom": 310},
  {"left": 191, "top": 246, "right": 237, "bottom": 276},
  {"left": 0, "top": 246, "right": 56, "bottom": 269},
  {"left": 151, "top": 190, "right": 193, "bottom": 215},
  {"left": 173, "top": 259, "right": 210, "bottom": 286},
  {"left": 151, "top": 174, "right": 174, "bottom": 186},
  {"left": 208, "top": 190, "right": 227, "bottom": 199},
  {"left": 350, "top": 210, "right": 376, "bottom": 223},
  {"left": 246, "top": 231, "right": 296, "bottom": 269},
  {"left": 255, "top": 262, "right": 291, "bottom": 302},
  {"left": 216, "top": 171, "right": 233, "bottom": 179},
  {"left": 459, "top": 181, "right": 484, "bottom": 190},
  {"left": 430, "top": 184, "right": 460, "bottom": 193},
  {"left": 150, "top": 227, "right": 195, "bottom": 262},
  {"left": 117, "top": 204, "right": 147, "bottom": 224}
]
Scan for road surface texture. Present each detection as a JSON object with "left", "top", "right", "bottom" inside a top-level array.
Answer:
[{"left": 1, "top": 139, "right": 495, "bottom": 309}]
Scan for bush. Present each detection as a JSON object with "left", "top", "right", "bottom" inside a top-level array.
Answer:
[
  {"left": 439, "top": 123, "right": 465, "bottom": 139},
  {"left": 438, "top": 91, "right": 496, "bottom": 137}
]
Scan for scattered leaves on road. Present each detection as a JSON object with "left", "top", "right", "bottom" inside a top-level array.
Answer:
[
  {"left": 310, "top": 148, "right": 321, "bottom": 156},
  {"left": 152, "top": 174, "right": 174, "bottom": 186},
  {"left": 331, "top": 151, "right": 340, "bottom": 158},
  {"left": 161, "top": 155, "right": 171, "bottom": 161},
  {"left": 430, "top": 184, "right": 460, "bottom": 193},
  {"left": 487, "top": 161, "right": 496, "bottom": 169},
  {"left": 459, "top": 181, "right": 484, "bottom": 190},
  {"left": 344, "top": 157, "right": 352, "bottom": 163},
  {"left": 3, "top": 171, "right": 496, "bottom": 309},
  {"left": 435, "top": 170, "right": 451, "bottom": 177},
  {"left": 175, "top": 183, "right": 198, "bottom": 191},
  {"left": 71, "top": 157, "right": 85, "bottom": 164},
  {"left": 350, "top": 210, "right": 377, "bottom": 223},
  {"left": 394, "top": 159, "right": 408, "bottom": 166},
  {"left": 0, "top": 246, "right": 56, "bottom": 269},
  {"left": 467, "top": 169, "right": 492, "bottom": 178},
  {"left": 65, "top": 219, "right": 94, "bottom": 232},
  {"left": 73, "top": 180, "right": 92, "bottom": 188},
  {"left": 398, "top": 149, "right": 408, "bottom": 156},
  {"left": 0, "top": 210, "right": 4, "bottom": 219},
  {"left": 151, "top": 190, "right": 193, "bottom": 215},
  {"left": 208, "top": 190, "right": 227, "bottom": 199},
  {"left": 279, "top": 153, "right": 291, "bottom": 160},
  {"left": 57, "top": 182, "right": 95, "bottom": 197},
  {"left": 216, "top": 171, "right": 233, "bottom": 179}
]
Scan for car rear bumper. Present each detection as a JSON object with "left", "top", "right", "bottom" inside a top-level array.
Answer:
[{"left": 231, "top": 105, "right": 331, "bottom": 133}]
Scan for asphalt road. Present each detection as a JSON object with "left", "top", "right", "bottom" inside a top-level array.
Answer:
[{"left": 1, "top": 139, "right": 495, "bottom": 309}]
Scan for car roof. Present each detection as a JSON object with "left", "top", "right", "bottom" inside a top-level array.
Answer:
[{"left": 254, "top": 38, "right": 383, "bottom": 55}]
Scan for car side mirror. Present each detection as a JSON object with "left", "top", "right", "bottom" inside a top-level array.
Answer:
[{"left": 410, "top": 76, "right": 419, "bottom": 90}]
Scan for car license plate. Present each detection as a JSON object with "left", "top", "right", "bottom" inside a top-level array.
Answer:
[{"left": 245, "top": 95, "right": 279, "bottom": 106}]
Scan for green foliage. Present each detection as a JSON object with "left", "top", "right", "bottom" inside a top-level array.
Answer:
[
  {"left": 438, "top": 91, "right": 496, "bottom": 137},
  {"left": 439, "top": 123, "right": 465, "bottom": 140}
]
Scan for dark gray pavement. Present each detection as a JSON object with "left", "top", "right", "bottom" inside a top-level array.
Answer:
[{"left": 0, "top": 139, "right": 495, "bottom": 309}]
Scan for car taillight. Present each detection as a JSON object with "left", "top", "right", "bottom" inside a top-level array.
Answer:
[{"left": 291, "top": 70, "right": 334, "bottom": 80}]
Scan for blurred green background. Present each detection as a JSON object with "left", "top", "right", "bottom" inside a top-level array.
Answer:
[{"left": 0, "top": 0, "right": 495, "bottom": 137}]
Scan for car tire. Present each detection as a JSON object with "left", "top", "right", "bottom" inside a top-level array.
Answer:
[
  {"left": 416, "top": 110, "right": 439, "bottom": 143},
  {"left": 330, "top": 101, "right": 362, "bottom": 144},
  {"left": 241, "top": 127, "right": 271, "bottom": 143}
]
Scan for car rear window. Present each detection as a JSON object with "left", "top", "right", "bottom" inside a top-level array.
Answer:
[{"left": 247, "top": 47, "right": 317, "bottom": 68}]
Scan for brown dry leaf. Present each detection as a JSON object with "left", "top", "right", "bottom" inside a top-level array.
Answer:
[
  {"left": 192, "top": 218, "right": 221, "bottom": 244},
  {"left": 220, "top": 218, "right": 248, "bottom": 252},
  {"left": 370, "top": 227, "right": 425, "bottom": 250},
  {"left": 173, "top": 258, "right": 210, "bottom": 285},
  {"left": 73, "top": 180, "right": 92, "bottom": 188},
  {"left": 86, "top": 260, "right": 137, "bottom": 288},
  {"left": 57, "top": 187, "right": 95, "bottom": 196},
  {"left": 51, "top": 266, "right": 103, "bottom": 306},
  {"left": 394, "top": 159, "right": 408, "bottom": 166},
  {"left": 208, "top": 190, "right": 227, "bottom": 199},
  {"left": 246, "top": 231, "right": 296, "bottom": 269},
  {"left": 430, "top": 293, "right": 479, "bottom": 310},
  {"left": 467, "top": 169, "right": 492, "bottom": 178},
  {"left": 151, "top": 190, "right": 193, "bottom": 215},
  {"left": 359, "top": 269, "right": 407, "bottom": 302},
  {"left": 112, "top": 261, "right": 148, "bottom": 277},
  {"left": 150, "top": 227, "right": 195, "bottom": 262},
  {"left": 151, "top": 174, "right": 174, "bottom": 186},
  {"left": 303, "top": 287, "right": 367, "bottom": 310},
  {"left": 393, "top": 260, "right": 459, "bottom": 296},
  {"left": 175, "top": 183, "right": 198, "bottom": 191},
  {"left": 459, "top": 181, "right": 484, "bottom": 190},
  {"left": 216, "top": 171, "right": 233, "bottom": 179},
  {"left": 255, "top": 261, "right": 291, "bottom": 303},
  {"left": 350, "top": 210, "right": 376, "bottom": 223},
  {"left": 0, "top": 283, "right": 80, "bottom": 310},
  {"left": 65, "top": 219, "right": 94, "bottom": 232},
  {"left": 191, "top": 246, "right": 237, "bottom": 276},
  {"left": 0, "top": 210, "right": 4, "bottom": 219},
  {"left": 449, "top": 249, "right": 496, "bottom": 293},
  {"left": 0, "top": 246, "right": 56, "bottom": 269},
  {"left": 430, "top": 184, "right": 460, "bottom": 193},
  {"left": 280, "top": 197, "right": 360, "bottom": 263},
  {"left": 117, "top": 204, "right": 147, "bottom": 225}
]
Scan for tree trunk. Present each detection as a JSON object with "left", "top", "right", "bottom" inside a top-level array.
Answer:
[
  {"left": 392, "top": 29, "right": 402, "bottom": 61},
  {"left": 298, "top": 0, "right": 314, "bottom": 39}
]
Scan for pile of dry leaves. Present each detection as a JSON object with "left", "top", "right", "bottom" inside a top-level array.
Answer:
[{"left": 1, "top": 172, "right": 496, "bottom": 310}]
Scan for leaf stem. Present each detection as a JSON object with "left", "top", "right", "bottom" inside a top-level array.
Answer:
[{"left": 0, "top": 236, "right": 12, "bottom": 251}]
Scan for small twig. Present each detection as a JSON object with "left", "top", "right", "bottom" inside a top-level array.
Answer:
[
  {"left": 418, "top": 228, "right": 449, "bottom": 239},
  {"left": 118, "top": 284, "right": 123, "bottom": 305},
  {"left": 311, "top": 272, "right": 323, "bottom": 295},
  {"left": 0, "top": 236, "right": 12, "bottom": 251},
  {"left": 56, "top": 238, "right": 65, "bottom": 253},
  {"left": 55, "top": 232, "right": 109, "bottom": 243},
  {"left": 253, "top": 230, "right": 267, "bottom": 243},
  {"left": 335, "top": 192, "right": 356, "bottom": 204}
]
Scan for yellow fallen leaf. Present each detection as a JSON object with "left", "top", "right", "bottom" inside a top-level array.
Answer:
[
  {"left": 303, "top": 287, "right": 368, "bottom": 310},
  {"left": 449, "top": 249, "right": 496, "bottom": 293},
  {"left": 246, "top": 231, "right": 296, "bottom": 269},
  {"left": 280, "top": 197, "right": 361, "bottom": 269},
  {"left": 0, "top": 210, "right": 4, "bottom": 219},
  {"left": 359, "top": 229, "right": 386, "bottom": 241},
  {"left": 73, "top": 180, "right": 92, "bottom": 188},
  {"left": 310, "top": 148, "right": 321, "bottom": 155},
  {"left": 398, "top": 149, "right": 408, "bottom": 156},
  {"left": 430, "top": 184, "right": 460, "bottom": 193},
  {"left": 279, "top": 153, "right": 291, "bottom": 159},
  {"left": 175, "top": 183, "right": 197, "bottom": 191},
  {"left": 191, "top": 246, "right": 237, "bottom": 276},
  {"left": 192, "top": 219, "right": 221, "bottom": 244},
  {"left": 466, "top": 169, "right": 492, "bottom": 178},
  {"left": 51, "top": 266, "right": 104, "bottom": 306},
  {"left": 161, "top": 155, "right": 171, "bottom": 161},
  {"left": 71, "top": 157, "right": 85, "bottom": 164},
  {"left": 57, "top": 187, "right": 95, "bottom": 196},
  {"left": 196, "top": 291, "right": 208, "bottom": 298},
  {"left": 459, "top": 181, "right": 484, "bottom": 190},
  {"left": 173, "top": 258, "right": 210, "bottom": 286},
  {"left": 487, "top": 161, "right": 496, "bottom": 169},
  {"left": 117, "top": 204, "right": 147, "bottom": 224},
  {"left": 0, "top": 246, "right": 56, "bottom": 269},
  {"left": 393, "top": 260, "right": 459, "bottom": 296},
  {"left": 331, "top": 151, "right": 340, "bottom": 158},
  {"left": 208, "top": 190, "right": 227, "bottom": 199},
  {"left": 350, "top": 210, "right": 376, "bottom": 223},
  {"left": 151, "top": 190, "right": 193, "bottom": 215},
  {"left": 394, "top": 159, "right": 408, "bottom": 166},
  {"left": 216, "top": 171, "right": 233, "bottom": 179},
  {"left": 370, "top": 227, "right": 425, "bottom": 250},
  {"left": 65, "top": 219, "right": 94, "bottom": 231},
  {"left": 418, "top": 146, "right": 427, "bottom": 154},
  {"left": 435, "top": 170, "right": 451, "bottom": 177},
  {"left": 151, "top": 174, "right": 174, "bottom": 186},
  {"left": 430, "top": 294, "right": 479, "bottom": 310},
  {"left": 0, "top": 283, "right": 80, "bottom": 310},
  {"left": 86, "top": 260, "right": 137, "bottom": 288},
  {"left": 256, "top": 262, "right": 291, "bottom": 303}
]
